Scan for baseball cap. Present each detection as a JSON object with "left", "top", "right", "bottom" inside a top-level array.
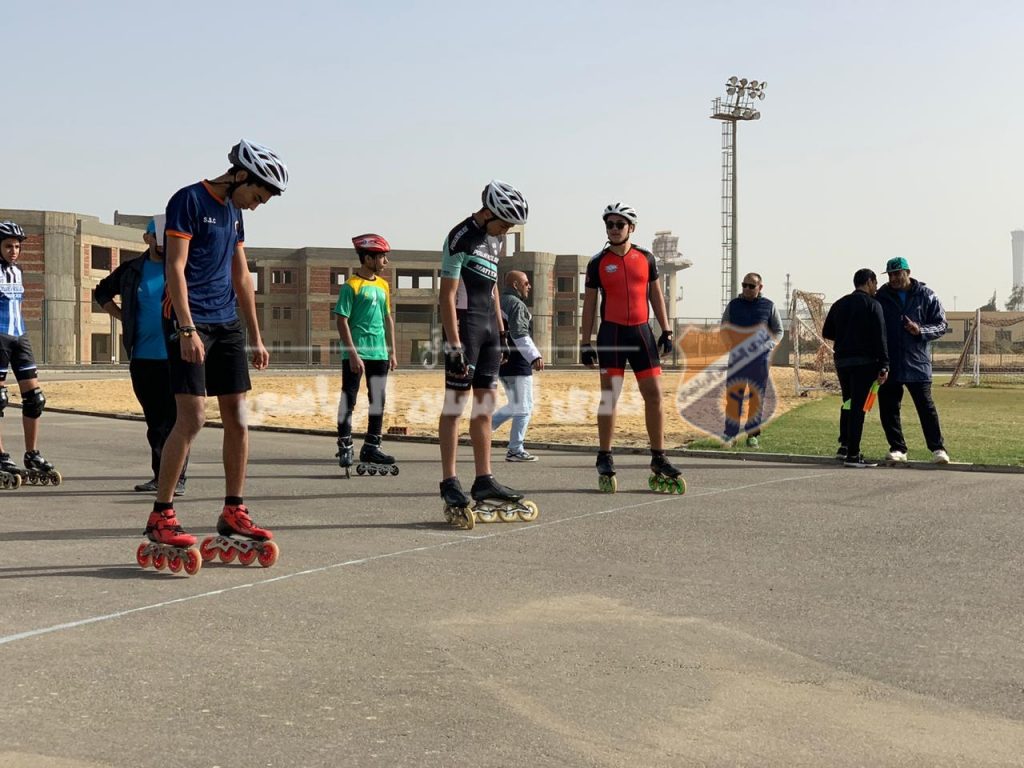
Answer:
[{"left": 884, "top": 257, "right": 910, "bottom": 273}]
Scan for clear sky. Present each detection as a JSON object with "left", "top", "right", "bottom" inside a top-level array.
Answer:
[{"left": 3, "top": 0, "right": 1020, "bottom": 319}]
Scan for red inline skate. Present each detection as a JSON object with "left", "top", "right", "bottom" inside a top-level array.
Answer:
[
  {"left": 200, "top": 504, "right": 279, "bottom": 568},
  {"left": 136, "top": 509, "right": 202, "bottom": 576}
]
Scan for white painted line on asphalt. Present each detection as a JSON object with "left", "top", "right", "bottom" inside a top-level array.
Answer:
[{"left": 0, "top": 469, "right": 837, "bottom": 648}]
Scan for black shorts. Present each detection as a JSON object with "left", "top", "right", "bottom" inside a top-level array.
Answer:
[
  {"left": 444, "top": 312, "right": 500, "bottom": 391},
  {"left": 596, "top": 322, "right": 662, "bottom": 380},
  {"left": 0, "top": 333, "right": 38, "bottom": 382},
  {"left": 165, "top": 320, "right": 251, "bottom": 397}
]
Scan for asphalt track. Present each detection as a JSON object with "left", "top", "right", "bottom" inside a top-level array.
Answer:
[{"left": 1, "top": 411, "right": 1023, "bottom": 768}]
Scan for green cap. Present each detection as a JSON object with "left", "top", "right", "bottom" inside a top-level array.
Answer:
[{"left": 884, "top": 257, "right": 910, "bottom": 273}]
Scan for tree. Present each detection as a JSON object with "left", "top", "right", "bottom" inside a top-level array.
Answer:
[
  {"left": 979, "top": 291, "right": 997, "bottom": 311},
  {"left": 1006, "top": 284, "right": 1024, "bottom": 312}
]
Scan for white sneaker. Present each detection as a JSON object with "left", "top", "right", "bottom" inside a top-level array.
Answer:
[
  {"left": 932, "top": 449, "right": 950, "bottom": 464},
  {"left": 506, "top": 450, "right": 538, "bottom": 462},
  {"left": 885, "top": 450, "right": 908, "bottom": 463}
]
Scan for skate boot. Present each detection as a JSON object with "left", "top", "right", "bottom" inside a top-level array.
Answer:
[
  {"left": 469, "top": 474, "right": 539, "bottom": 524},
  {"left": 649, "top": 452, "right": 686, "bottom": 495},
  {"left": 440, "top": 477, "right": 474, "bottom": 530},
  {"left": 0, "top": 451, "right": 23, "bottom": 490},
  {"left": 200, "top": 504, "right": 279, "bottom": 568},
  {"left": 357, "top": 434, "right": 398, "bottom": 477},
  {"left": 23, "top": 450, "right": 62, "bottom": 486},
  {"left": 136, "top": 509, "right": 202, "bottom": 575},
  {"left": 337, "top": 437, "right": 354, "bottom": 478},
  {"left": 596, "top": 450, "right": 616, "bottom": 493}
]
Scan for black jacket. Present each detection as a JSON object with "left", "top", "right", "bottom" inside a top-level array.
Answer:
[
  {"left": 822, "top": 290, "right": 889, "bottom": 372},
  {"left": 93, "top": 255, "right": 152, "bottom": 360},
  {"left": 874, "top": 278, "right": 947, "bottom": 382}
]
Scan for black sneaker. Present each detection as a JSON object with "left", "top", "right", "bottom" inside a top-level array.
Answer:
[
  {"left": 134, "top": 478, "right": 158, "bottom": 492},
  {"left": 843, "top": 454, "right": 878, "bottom": 468},
  {"left": 174, "top": 479, "right": 186, "bottom": 497},
  {"left": 836, "top": 446, "right": 848, "bottom": 461}
]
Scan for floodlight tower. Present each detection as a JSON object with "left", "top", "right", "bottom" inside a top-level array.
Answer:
[{"left": 711, "top": 76, "right": 767, "bottom": 310}]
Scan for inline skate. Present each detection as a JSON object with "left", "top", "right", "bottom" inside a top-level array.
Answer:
[
  {"left": 356, "top": 434, "right": 399, "bottom": 477},
  {"left": 136, "top": 509, "right": 202, "bottom": 576},
  {"left": 648, "top": 453, "right": 686, "bottom": 495},
  {"left": 199, "top": 504, "right": 279, "bottom": 567},
  {"left": 337, "top": 437, "right": 354, "bottom": 478},
  {"left": 440, "top": 477, "right": 474, "bottom": 530},
  {"left": 23, "top": 450, "right": 62, "bottom": 486},
  {"left": 470, "top": 474, "right": 539, "bottom": 524},
  {"left": 596, "top": 450, "right": 616, "bottom": 493},
  {"left": 0, "top": 451, "right": 22, "bottom": 489}
]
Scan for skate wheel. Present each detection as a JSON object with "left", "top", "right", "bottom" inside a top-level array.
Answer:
[
  {"left": 674, "top": 478, "right": 687, "bottom": 495},
  {"left": 49, "top": 471, "right": 63, "bottom": 487},
  {"left": 476, "top": 506, "right": 498, "bottom": 523},
  {"left": 599, "top": 475, "right": 616, "bottom": 493},
  {"left": 219, "top": 547, "right": 237, "bottom": 564},
  {"left": 367, "top": 465, "right": 378, "bottom": 476},
  {"left": 648, "top": 475, "right": 658, "bottom": 492},
  {"left": 497, "top": 506, "right": 518, "bottom": 523},
  {"left": 167, "top": 554, "right": 183, "bottom": 573},
  {"left": 356, "top": 464, "right": 366, "bottom": 476},
  {"left": 389, "top": 465, "right": 399, "bottom": 476},
  {"left": 136, "top": 543, "right": 152, "bottom": 569},
  {"left": 518, "top": 500, "right": 539, "bottom": 522},
  {"left": 461, "top": 507, "right": 475, "bottom": 531},
  {"left": 238, "top": 547, "right": 258, "bottom": 566},
  {"left": 27, "top": 474, "right": 39, "bottom": 485},
  {"left": 199, "top": 537, "right": 218, "bottom": 562},
  {"left": 183, "top": 548, "right": 202, "bottom": 576},
  {"left": 257, "top": 541, "right": 279, "bottom": 568},
  {"left": 152, "top": 551, "right": 167, "bottom": 570},
  {"left": 443, "top": 506, "right": 455, "bottom": 525}
]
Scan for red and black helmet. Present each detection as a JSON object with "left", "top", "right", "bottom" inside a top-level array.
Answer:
[{"left": 351, "top": 234, "right": 391, "bottom": 255}]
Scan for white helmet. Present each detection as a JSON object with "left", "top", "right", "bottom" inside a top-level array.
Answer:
[
  {"left": 602, "top": 203, "right": 637, "bottom": 225},
  {"left": 482, "top": 180, "right": 529, "bottom": 225},
  {"left": 229, "top": 139, "right": 289, "bottom": 194},
  {"left": 0, "top": 221, "right": 26, "bottom": 241}
]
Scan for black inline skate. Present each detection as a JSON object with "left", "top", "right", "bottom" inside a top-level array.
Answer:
[
  {"left": 23, "top": 450, "right": 61, "bottom": 486},
  {"left": 470, "top": 474, "right": 539, "bottom": 524},
  {"left": 356, "top": 434, "right": 398, "bottom": 477},
  {"left": 337, "top": 437, "right": 354, "bottom": 478},
  {"left": 0, "top": 451, "right": 23, "bottom": 489},
  {"left": 648, "top": 452, "right": 686, "bottom": 495},
  {"left": 440, "top": 477, "right": 474, "bottom": 529},
  {"left": 596, "top": 450, "right": 616, "bottom": 493}
]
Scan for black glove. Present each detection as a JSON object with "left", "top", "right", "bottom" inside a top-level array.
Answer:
[
  {"left": 657, "top": 330, "right": 673, "bottom": 356},
  {"left": 444, "top": 344, "right": 468, "bottom": 377},
  {"left": 580, "top": 343, "right": 598, "bottom": 368},
  {"left": 499, "top": 330, "right": 512, "bottom": 363}
]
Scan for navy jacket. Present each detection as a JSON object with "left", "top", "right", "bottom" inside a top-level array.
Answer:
[{"left": 875, "top": 278, "right": 947, "bottom": 382}]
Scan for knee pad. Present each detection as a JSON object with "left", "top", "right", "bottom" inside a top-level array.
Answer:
[
  {"left": 0, "top": 386, "right": 7, "bottom": 417},
  {"left": 22, "top": 387, "right": 45, "bottom": 419}
]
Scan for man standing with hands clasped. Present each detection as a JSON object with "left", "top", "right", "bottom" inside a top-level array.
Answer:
[{"left": 874, "top": 257, "right": 950, "bottom": 464}]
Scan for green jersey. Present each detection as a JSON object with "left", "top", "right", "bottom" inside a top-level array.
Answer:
[{"left": 332, "top": 274, "right": 391, "bottom": 360}]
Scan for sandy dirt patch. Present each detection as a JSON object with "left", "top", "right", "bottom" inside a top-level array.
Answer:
[{"left": 36, "top": 367, "right": 814, "bottom": 448}]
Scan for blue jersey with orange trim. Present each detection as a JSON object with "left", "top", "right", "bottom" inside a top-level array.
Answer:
[
  {"left": 164, "top": 181, "right": 245, "bottom": 324},
  {"left": 585, "top": 245, "right": 658, "bottom": 326}
]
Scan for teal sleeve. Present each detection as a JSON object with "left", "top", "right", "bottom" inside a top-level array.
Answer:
[
  {"left": 333, "top": 283, "right": 354, "bottom": 318},
  {"left": 439, "top": 241, "right": 465, "bottom": 280}
]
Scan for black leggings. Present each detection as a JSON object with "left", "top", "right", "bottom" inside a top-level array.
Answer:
[
  {"left": 130, "top": 358, "right": 187, "bottom": 481},
  {"left": 337, "top": 359, "right": 390, "bottom": 440}
]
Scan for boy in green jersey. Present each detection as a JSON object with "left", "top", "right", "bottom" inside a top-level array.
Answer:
[{"left": 333, "top": 234, "right": 398, "bottom": 474}]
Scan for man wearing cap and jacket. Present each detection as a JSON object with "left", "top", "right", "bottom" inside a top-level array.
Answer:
[
  {"left": 874, "top": 257, "right": 950, "bottom": 464},
  {"left": 94, "top": 218, "right": 188, "bottom": 494}
]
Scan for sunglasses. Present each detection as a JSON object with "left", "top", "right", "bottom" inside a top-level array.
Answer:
[
  {"left": 605, "top": 220, "right": 628, "bottom": 230},
  {"left": 741, "top": 282, "right": 758, "bottom": 289}
]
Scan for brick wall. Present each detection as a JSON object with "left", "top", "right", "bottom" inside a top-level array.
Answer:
[{"left": 18, "top": 234, "right": 45, "bottom": 322}]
